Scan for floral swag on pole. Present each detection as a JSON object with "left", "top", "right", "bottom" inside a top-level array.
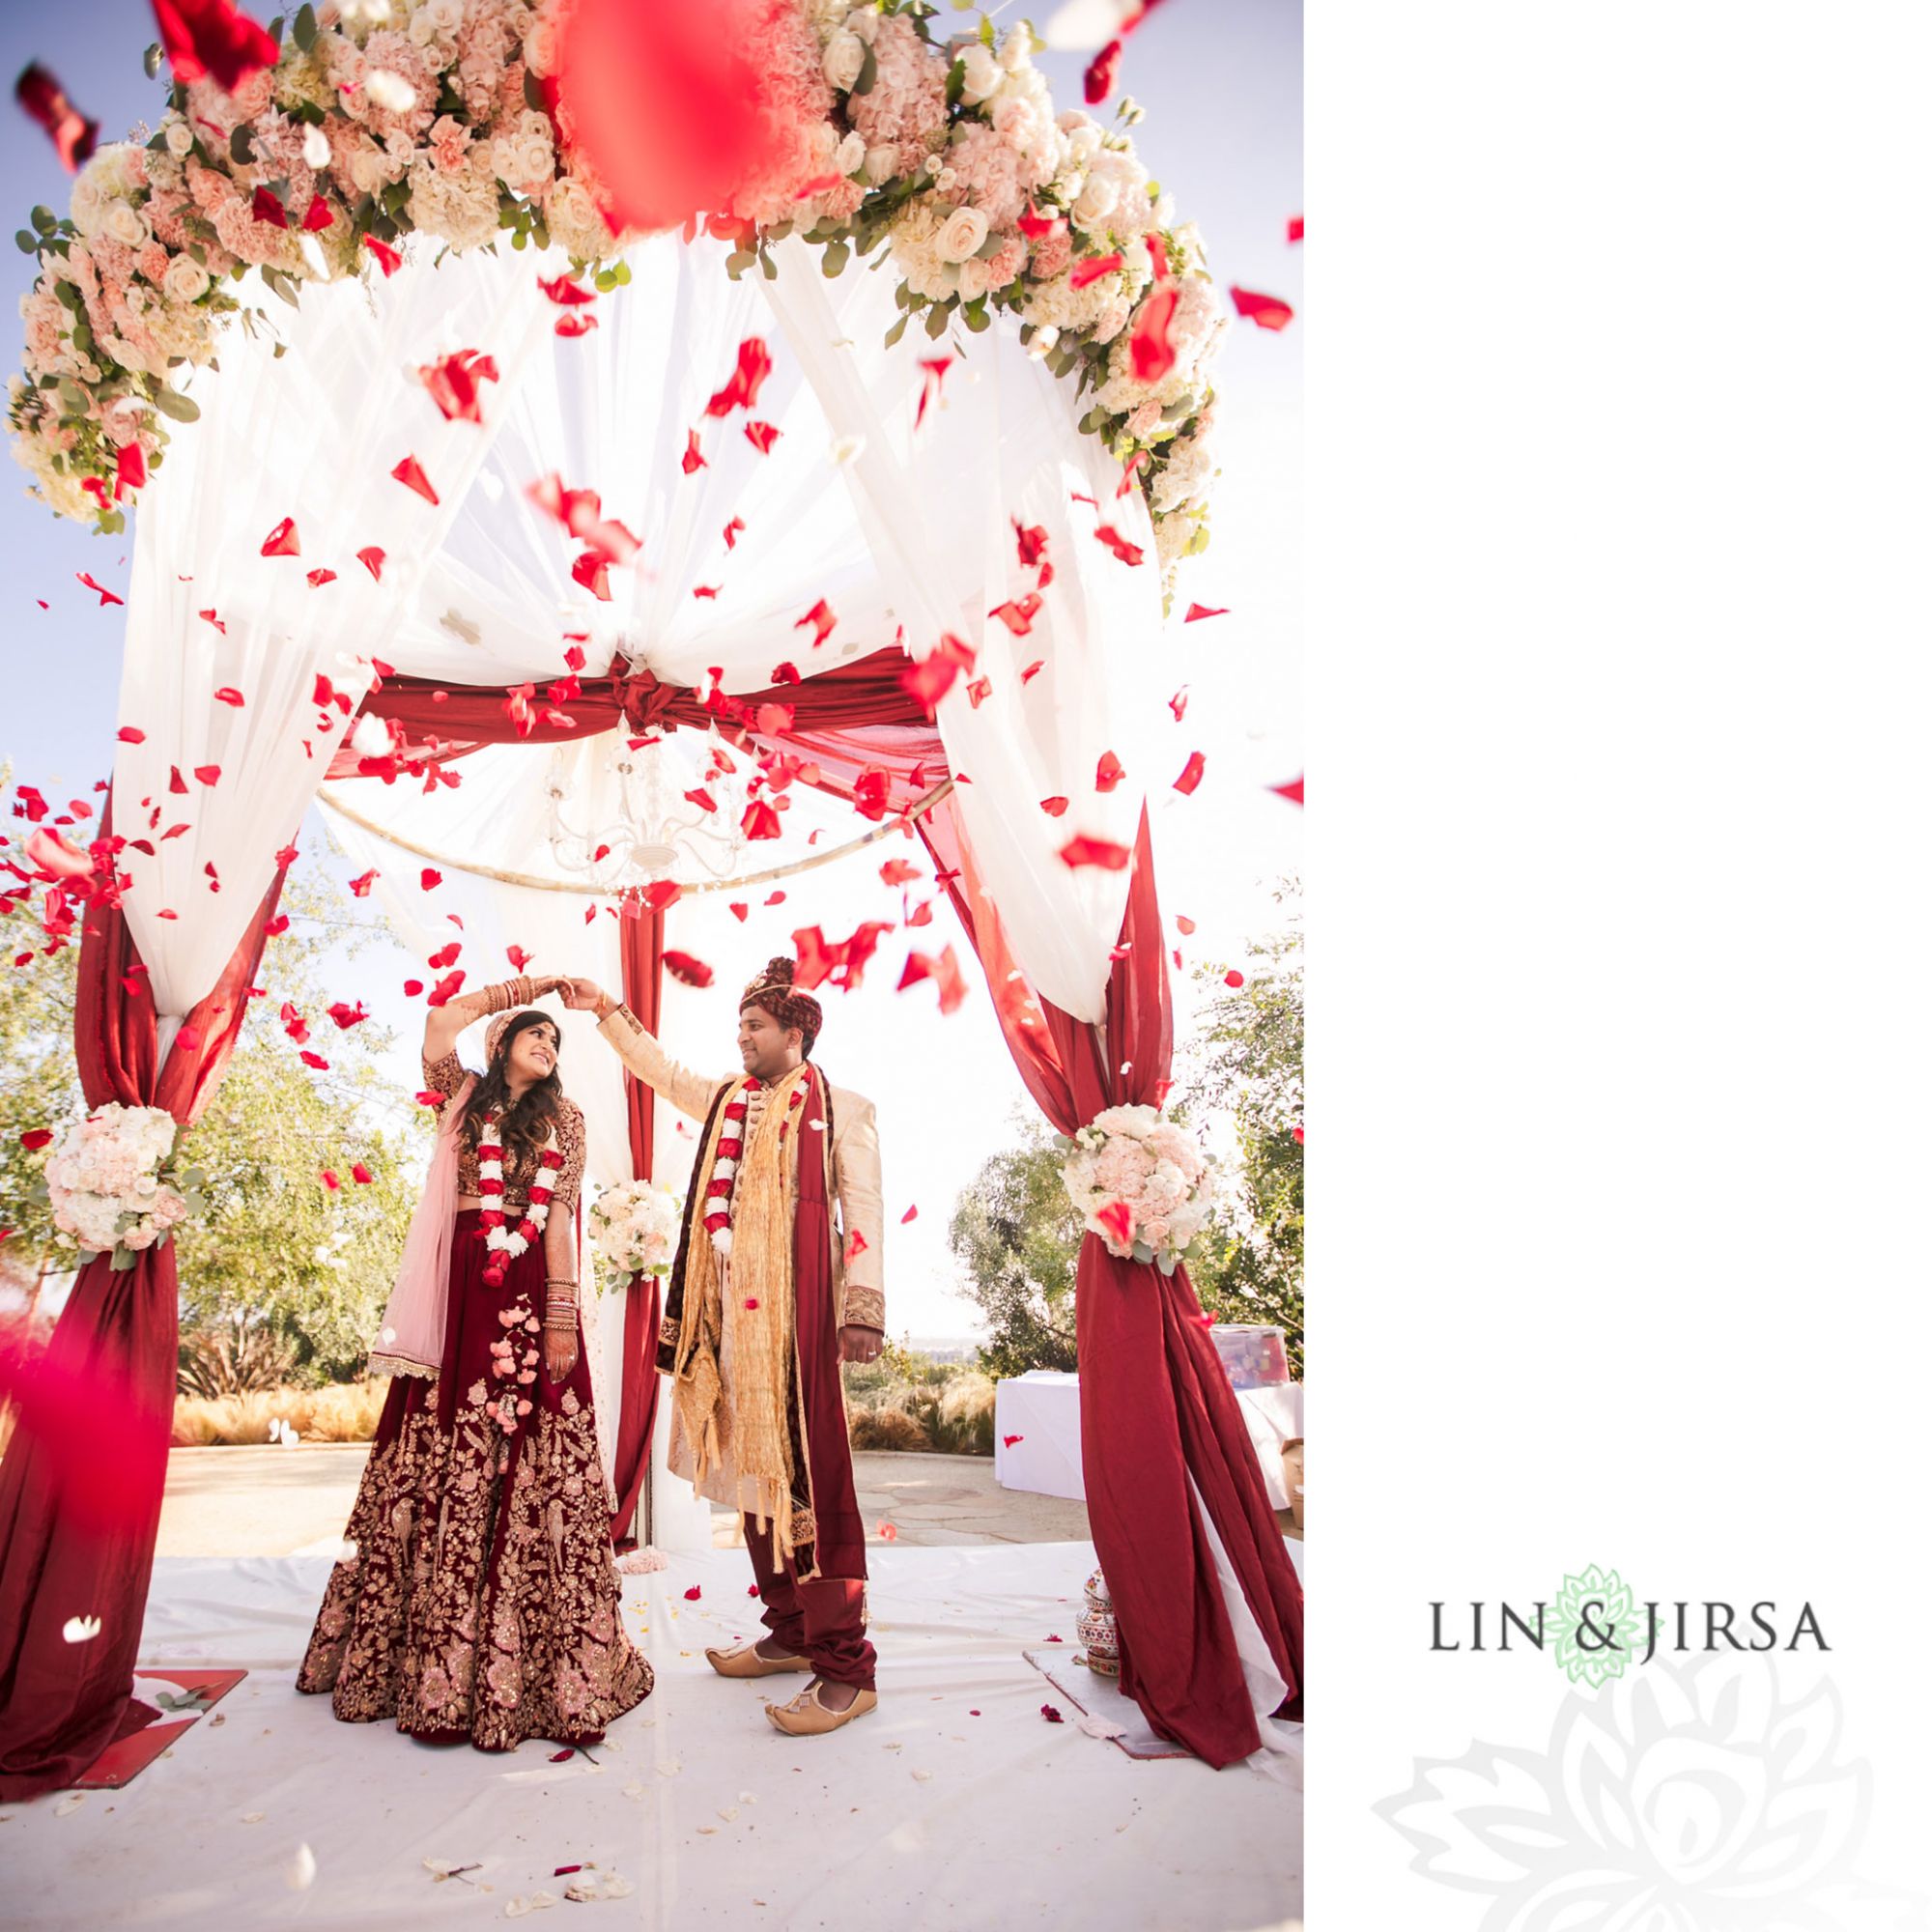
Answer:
[
  {"left": 1058, "top": 1103, "right": 1213, "bottom": 1276},
  {"left": 8, "top": 0, "right": 1222, "bottom": 580},
  {"left": 37, "top": 1102, "right": 207, "bottom": 1271}
]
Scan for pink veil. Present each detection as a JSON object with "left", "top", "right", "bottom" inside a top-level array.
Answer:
[{"left": 367, "top": 1073, "right": 474, "bottom": 1378}]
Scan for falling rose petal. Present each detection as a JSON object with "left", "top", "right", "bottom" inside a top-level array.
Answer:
[
  {"left": 1128, "top": 279, "right": 1179, "bottom": 383},
  {"left": 573, "top": 553, "right": 611, "bottom": 601},
  {"left": 1175, "top": 915, "right": 1196, "bottom": 936},
  {"left": 1070, "top": 252, "right": 1124, "bottom": 291},
  {"left": 363, "top": 234, "right": 402, "bottom": 276},
  {"left": 768, "top": 662, "right": 800, "bottom": 686},
  {"left": 1275, "top": 775, "right": 1305, "bottom": 805},
  {"left": 77, "top": 573, "right": 123, "bottom": 607},
  {"left": 390, "top": 455, "right": 440, "bottom": 504},
  {"left": 351, "top": 1162, "right": 374, "bottom": 1184},
  {"left": 1095, "top": 1199, "right": 1133, "bottom": 1247},
  {"left": 193, "top": 765, "right": 221, "bottom": 786},
  {"left": 356, "top": 547, "right": 385, "bottom": 581},
  {"left": 300, "top": 193, "right": 333, "bottom": 233},
  {"left": 114, "top": 440, "right": 146, "bottom": 499},
  {"left": 14, "top": 64, "right": 98, "bottom": 174},
  {"left": 692, "top": 583, "right": 719, "bottom": 600},
  {"left": 420, "top": 868, "right": 441, "bottom": 892},
  {"left": 744, "top": 420, "right": 781, "bottom": 455},
  {"left": 1019, "top": 659, "right": 1045, "bottom": 685},
  {"left": 250, "top": 185, "right": 288, "bottom": 228},
  {"left": 418, "top": 349, "right": 500, "bottom": 425},
  {"left": 348, "top": 869, "right": 378, "bottom": 897},
  {"left": 988, "top": 593, "right": 1042, "bottom": 637},
  {"left": 664, "top": 951, "right": 714, "bottom": 989},
  {"left": 116, "top": 725, "right": 146, "bottom": 745},
  {"left": 1288, "top": 213, "right": 1305, "bottom": 243},
  {"left": 914, "top": 355, "right": 952, "bottom": 431},
  {"left": 1059, "top": 835, "right": 1130, "bottom": 871},
  {"left": 539, "top": 271, "right": 596, "bottom": 308},
  {"left": 1094, "top": 751, "right": 1125, "bottom": 794},
  {"left": 1230, "top": 286, "right": 1295, "bottom": 331},
  {"left": 683, "top": 1585, "right": 702, "bottom": 1602},
  {"left": 1083, "top": 37, "right": 1123, "bottom": 104},
  {"left": 900, "top": 1205, "right": 918, "bottom": 1224},
  {"left": 877, "top": 1520, "right": 899, "bottom": 1542},
  {"left": 1292, "top": 1124, "right": 1305, "bottom": 1145},
  {"left": 1093, "top": 526, "right": 1145, "bottom": 567},
  {"left": 214, "top": 686, "right": 245, "bottom": 706},
  {"left": 554, "top": 310, "right": 599, "bottom": 338},
  {"left": 879, "top": 859, "right": 922, "bottom": 888},
  {"left": 306, "top": 568, "right": 337, "bottom": 588},
  {"left": 1014, "top": 521, "right": 1050, "bottom": 571},
  {"left": 1224, "top": 969, "right": 1245, "bottom": 989},
  {"left": 1002, "top": 1433, "right": 1024, "bottom": 1449},
  {"left": 705, "top": 337, "right": 773, "bottom": 417},
  {"left": 153, "top": 0, "right": 278, "bottom": 91},
  {"left": 681, "top": 429, "right": 707, "bottom": 474},
  {"left": 723, "top": 516, "right": 746, "bottom": 550},
  {"left": 260, "top": 517, "right": 300, "bottom": 557},
  {"left": 321, "top": 1169, "right": 341, "bottom": 1190},
  {"left": 1173, "top": 752, "right": 1206, "bottom": 795},
  {"left": 1039, "top": 796, "right": 1068, "bottom": 817},
  {"left": 895, "top": 945, "right": 968, "bottom": 1014},
  {"left": 794, "top": 599, "right": 837, "bottom": 648}
]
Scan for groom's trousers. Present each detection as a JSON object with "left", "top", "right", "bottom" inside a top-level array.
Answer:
[{"left": 742, "top": 1516, "right": 877, "bottom": 1690}]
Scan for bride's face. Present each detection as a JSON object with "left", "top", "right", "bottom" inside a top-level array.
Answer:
[{"left": 505, "top": 1019, "right": 560, "bottom": 1087}]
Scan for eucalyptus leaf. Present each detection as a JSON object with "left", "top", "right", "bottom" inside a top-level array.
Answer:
[
  {"left": 31, "top": 206, "right": 55, "bottom": 236},
  {"left": 820, "top": 241, "right": 849, "bottom": 277},
  {"left": 229, "top": 124, "right": 254, "bottom": 165},
  {"left": 760, "top": 251, "right": 777, "bottom": 280},
  {"left": 853, "top": 42, "right": 878, "bottom": 95},
  {"left": 143, "top": 42, "right": 164, "bottom": 79},
  {"left": 15, "top": 231, "right": 37, "bottom": 255},
  {"left": 293, "top": 3, "right": 317, "bottom": 51},
  {"left": 109, "top": 1247, "right": 137, "bottom": 1272},
  {"left": 923, "top": 302, "right": 950, "bottom": 339},
  {"left": 524, "top": 66, "right": 547, "bottom": 112},
  {"left": 152, "top": 387, "right": 201, "bottom": 423},
  {"left": 882, "top": 313, "right": 909, "bottom": 349}
]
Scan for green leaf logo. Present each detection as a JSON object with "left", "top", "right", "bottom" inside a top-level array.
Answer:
[{"left": 1551, "top": 1564, "right": 1645, "bottom": 1687}]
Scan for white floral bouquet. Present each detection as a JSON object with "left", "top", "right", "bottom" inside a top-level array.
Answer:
[
  {"left": 1058, "top": 1104, "right": 1213, "bottom": 1274},
  {"left": 587, "top": 1177, "right": 681, "bottom": 1282},
  {"left": 37, "top": 1102, "right": 206, "bottom": 1270}
]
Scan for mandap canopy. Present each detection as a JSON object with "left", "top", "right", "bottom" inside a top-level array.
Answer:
[{"left": 0, "top": 0, "right": 1299, "bottom": 1795}]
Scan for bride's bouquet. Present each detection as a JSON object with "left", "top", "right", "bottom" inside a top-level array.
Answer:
[
  {"left": 39, "top": 1103, "right": 206, "bottom": 1269},
  {"left": 588, "top": 1179, "right": 682, "bottom": 1284},
  {"left": 1058, "top": 1105, "right": 1214, "bottom": 1275}
]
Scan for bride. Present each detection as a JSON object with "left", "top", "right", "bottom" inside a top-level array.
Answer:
[{"left": 297, "top": 975, "right": 652, "bottom": 1749}]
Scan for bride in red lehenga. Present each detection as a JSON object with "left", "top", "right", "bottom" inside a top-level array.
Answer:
[{"left": 297, "top": 976, "right": 653, "bottom": 1750}]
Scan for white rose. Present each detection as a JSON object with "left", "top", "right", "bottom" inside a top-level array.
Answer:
[
  {"left": 427, "top": 0, "right": 462, "bottom": 31},
  {"left": 70, "top": 173, "right": 109, "bottom": 239},
  {"left": 408, "top": 9, "right": 437, "bottom": 44},
  {"left": 103, "top": 202, "right": 150, "bottom": 249},
  {"left": 164, "top": 120, "right": 194, "bottom": 158},
  {"left": 957, "top": 43, "right": 1001, "bottom": 105},
  {"left": 834, "top": 130, "right": 866, "bottom": 175},
  {"left": 1068, "top": 124, "right": 1103, "bottom": 164},
  {"left": 847, "top": 8, "right": 878, "bottom": 44},
  {"left": 998, "top": 31, "right": 1031, "bottom": 72},
  {"left": 864, "top": 142, "right": 900, "bottom": 184},
  {"left": 822, "top": 29, "right": 866, "bottom": 91},
  {"left": 524, "top": 14, "right": 559, "bottom": 75},
  {"left": 935, "top": 205, "right": 990, "bottom": 264}
]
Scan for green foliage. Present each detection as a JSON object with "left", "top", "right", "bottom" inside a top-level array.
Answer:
[
  {"left": 1180, "top": 880, "right": 1304, "bottom": 1375},
  {"left": 0, "top": 818, "right": 429, "bottom": 1386},
  {"left": 947, "top": 1121, "right": 1082, "bottom": 1376}
]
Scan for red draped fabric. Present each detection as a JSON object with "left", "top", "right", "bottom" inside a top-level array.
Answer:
[
  {"left": 0, "top": 859, "right": 285, "bottom": 1799},
  {"left": 609, "top": 904, "right": 664, "bottom": 1547},
  {"left": 920, "top": 808, "right": 1304, "bottom": 1769},
  {"left": 333, "top": 649, "right": 933, "bottom": 781}
]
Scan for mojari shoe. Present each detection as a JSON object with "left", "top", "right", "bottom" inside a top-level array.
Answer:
[
  {"left": 706, "top": 1640, "right": 811, "bottom": 1680},
  {"left": 764, "top": 1683, "right": 878, "bottom": 1736}
]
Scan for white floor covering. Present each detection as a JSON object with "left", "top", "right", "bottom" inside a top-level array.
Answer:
[{"left": 0, "top": 1540, "right": 1303, "bottom": 1932}]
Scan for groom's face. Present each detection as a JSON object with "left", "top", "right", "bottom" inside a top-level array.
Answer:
[{"left": 736, "top": 1003, "right": 801, "bottom": 1080}]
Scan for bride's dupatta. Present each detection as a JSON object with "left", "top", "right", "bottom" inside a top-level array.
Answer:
[{"left": 367, "top": 1073, "right": 475, "bottom": 1379}]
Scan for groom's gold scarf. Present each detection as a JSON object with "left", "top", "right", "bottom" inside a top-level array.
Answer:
[{"left": 670, "top": 1062, "right": 813, "bottom": 1562}]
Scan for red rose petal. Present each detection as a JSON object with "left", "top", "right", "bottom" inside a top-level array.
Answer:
[
  {"left": 664, "top": 950, "right": 714, "bottom": 989},
  {"left": 1128, "top": 279, "right": 1179, "bottom": 384},
  {"left": 1083, "top": 38, "right": 1122, "bottom": 105},
  {"left": 356, "top": 547, "right": 385, "bottom": 581},
  {"left": 1069, "top": 252, "right": 1123, "bottom": 290},
  {"left": 77, "top": 572, "right": 123, "bottom": 607},
  {"left": 1230, "top": 286, "right": 1295, "bottom": 331},
  {"left": 1093, "top": 526, "right": 1145, "bottom": 567},
  {"left": 14, "top": 63, "right": 98, "bottom": 175},
  {"left": 1094, "top": 751, "right": 1125, "bottom": 794},
  {"left": 1288, "top": 214, "right": 1305, "bottom": 243},
  {"left": 153, "top": 0, "right": 278, "bottom": 92},
  {"left": 260, "top": 516, "right": 300, "bottom": 557},
  {"left": 363, "top": 235, "right": 402, "bottom": 277},
  {"left": 744, "top": 419, "right": 781, "bottom": 455},
  {"left": 214, "top": 686, "right": 244, "bottom": 706},
  {"left": 1173, "top": 751, "right": 1206, "bottom": 795},
  {"left": 1059, "top": 835, "right": 1130, "bottom": 871},
  {"left": 705, "top": 336, "right": 773, "bottom": 417},
  {"left": 390, "top": 454, "right": 440, "bottom": 504},
  {"left": 681, "top": 428, "right": 706, "bottom": 474},
  {"left": 418, "top": 348, "right": 499, "bottom": 425}
]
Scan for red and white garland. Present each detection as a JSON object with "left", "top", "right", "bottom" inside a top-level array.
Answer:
[
  {"left": 702, "top": 1077, "right": 759, "bottom": 1258},
  {"left": 475, "top": 1112, "right": 565, "bottom": 1289}
]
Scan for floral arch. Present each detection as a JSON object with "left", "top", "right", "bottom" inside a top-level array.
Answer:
[{"left": 0, "top": 0, "right": 1297, "bottom": 1800}]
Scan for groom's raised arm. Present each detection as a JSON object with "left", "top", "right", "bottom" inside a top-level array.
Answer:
[{"left": 579, "top": 985, "right": 722, "bottom": 1123}]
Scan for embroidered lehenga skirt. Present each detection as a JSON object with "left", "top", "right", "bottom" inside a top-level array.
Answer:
[{"left": 297, "top": 1211, "right": 653, "bottom": 1749}]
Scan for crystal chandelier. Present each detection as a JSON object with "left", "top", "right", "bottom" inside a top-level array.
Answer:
[{"left": 544, "top": 730, "right": 750, "bottom": 895}]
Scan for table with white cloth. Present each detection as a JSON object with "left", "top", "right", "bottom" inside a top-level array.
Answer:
[{"left": 993, "top": 1370, "right": 1304, "bottom": 1509}]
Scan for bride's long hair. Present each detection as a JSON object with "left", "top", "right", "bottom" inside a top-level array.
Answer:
[{"left": 456, "top": 1010, "right": 565, "bottom": 1167}]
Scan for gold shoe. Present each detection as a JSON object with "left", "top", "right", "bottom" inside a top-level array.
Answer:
[
  {"left": 706, "top": 1640, "right": 811, "bottom": 1680},
  {"left": 764, "top": 1684, "right": 878, "bottom": 1736}
]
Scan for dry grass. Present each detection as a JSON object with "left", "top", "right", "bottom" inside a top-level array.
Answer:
[
  {"left": 171, "top": 1381, "right": 386, "bottom": 1446},
  {"left": 847, "top": 1406, "right": 932, "bottom": 1453}
]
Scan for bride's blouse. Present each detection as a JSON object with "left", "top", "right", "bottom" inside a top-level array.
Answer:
[{"left": 423, "top": 1045, "right": 588, "bottom": 1213}]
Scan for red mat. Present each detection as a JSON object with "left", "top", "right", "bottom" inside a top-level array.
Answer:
[{"left": 71, "top": 1669, "right": 248, "bottom": 1790}]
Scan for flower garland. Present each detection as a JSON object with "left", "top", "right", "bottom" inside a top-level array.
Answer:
[
  {"left": 8, "top": 0, "right": 1220, "bottom": 578},
  {"left": 36, "top": 1100, "right": 207, "bottom": 1270},
  {"left": 702, "top": 1076, "right": 758, "bottom": 1256},
  {"left": 587, "top": 1175, "right": 680, "bottom": 1282},
  {"left": 475, "top": 1109, "right": 564, "bottom": 1287},
  {"left": 1057, "top": 1102, "right": 1213, "bottom": 1275}
]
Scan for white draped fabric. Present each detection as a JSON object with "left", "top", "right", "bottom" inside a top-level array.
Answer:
[{"left": 112, "top": 228, "right": 1165, "bottom": 1029}]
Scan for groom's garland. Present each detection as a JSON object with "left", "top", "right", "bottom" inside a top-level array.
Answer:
[{"left": 8, "top": 0, "right": 1221, "bottom": 581}]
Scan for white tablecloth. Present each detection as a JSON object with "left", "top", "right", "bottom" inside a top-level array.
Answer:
[{"left": 994, "top": 1372, "right": 1303, "bottom": 1508}]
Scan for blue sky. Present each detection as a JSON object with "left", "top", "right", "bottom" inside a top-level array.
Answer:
[{"left": 0, "top": 0, "right": 1302, "bottom": 1338}]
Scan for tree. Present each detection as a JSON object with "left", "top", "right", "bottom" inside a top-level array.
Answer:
[
  {"left": 948, "top": 1118, "right": 1083, "bottom": 1377},
  {"left": 0, "top": 809, "right": 429, "bottom": 1385},
  {"left": 1180, "top": 879, "right": 1304, "bottom": 1375}
]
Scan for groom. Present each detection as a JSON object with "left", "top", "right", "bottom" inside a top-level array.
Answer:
[{"left": 563, "top": 959, "right": 886, "bottom": 1735}]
